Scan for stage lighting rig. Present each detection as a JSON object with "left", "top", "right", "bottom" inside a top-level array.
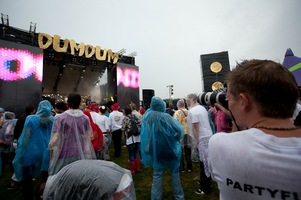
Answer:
[
  {"left": 167, "top": 85, "right": 174, "bottom": 99},
  {"left": 1, "top": 13, "right": 9, "bottom": 26},
  {"left": 117, "top": 48, "right": 126, "bottom": 55},
  {"left": 29, "top": 22, "right": 36, "bottom": 34},
  {"left": 128, "top": 52, "right": 137, "bottom": 57}
]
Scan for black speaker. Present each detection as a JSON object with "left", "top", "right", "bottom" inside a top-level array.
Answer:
[
  {"left": 200, "top": 51, "right": 230, "bottom": 92},
  {"left": 142, "top": 89, "right": 155, "bottom": 108}
]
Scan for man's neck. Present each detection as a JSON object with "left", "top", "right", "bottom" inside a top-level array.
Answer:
[
  {"left": 248, "top": 117, "right": 300, "bottom": 138},
  {"left": 189, "top": 102, "right": 199, "bottom": 109}
]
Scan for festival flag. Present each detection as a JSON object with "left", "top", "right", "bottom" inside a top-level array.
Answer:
[{"left": 282, "top": 48, "right": 301, "bottom": 86}]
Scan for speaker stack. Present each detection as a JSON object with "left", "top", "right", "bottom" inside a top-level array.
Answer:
[
  {"left": 142, "top": 89, "right": 155, "bottom": 108},
  {"left": 200, "top": 51, "right": 230, "bottom": 92}
]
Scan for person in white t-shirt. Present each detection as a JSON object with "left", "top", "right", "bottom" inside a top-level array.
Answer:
[
  {"left": 186, "top": 93, "right": 213, "bottom": 195},
  {"left": 86, "top": 103, "right": 101, "bottom": 123},
  {"left": 97, "top": 105, "right": 110, "bottom": 160},
  {"left": 108, "top": 102, "right": 124, "bottom": 158},
  {"left": 209, "top": 59, "right": 301, "bottom": 200}
]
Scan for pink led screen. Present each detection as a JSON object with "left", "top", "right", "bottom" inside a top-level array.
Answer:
[
  {"left": 116, "top": 65, "right": 139, "bottom": 88},
  {"left": 116, "top": 62, "right": 140, "bottom": 109},
  {"left": 0, "top": 39, "right": 43, "bottom": 116}
]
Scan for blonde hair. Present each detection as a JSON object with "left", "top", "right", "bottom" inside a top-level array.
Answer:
[{"left": 177, "top": 99, "right": 185, "bottom": 108}]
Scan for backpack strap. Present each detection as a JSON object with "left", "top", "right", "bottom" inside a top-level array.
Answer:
[{"left": 180, "top": 109, "right": 187, "bottom": 117}]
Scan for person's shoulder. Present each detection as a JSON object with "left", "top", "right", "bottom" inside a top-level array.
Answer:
[
  {"left": 174, "top": 110, "right": 181, "bottom": 115},
  {"left": 188, "top": 105, "right": 202, "bottom": 114},
  {"left": 132, "top": 110, "right": 142, "bottom": 117},
  {"left": 26, "top": 115, "right": 35, "bottom": 120},
  {"left": 210, "top": 129, "right": 252, "bottom": 143},
  {"left": 100, "top": 114, "right": 109, "bottom": 119},
  {"left": 190, "top": 105, "right": 201, "bottom": 111},
  {"left": 54, "top": 111, "right": 68, "bottom": 119},
  {"left": 210, "top": 131, "right": 231, "bottom": 141},
  {"left": 25, "top": 114, "right": 40, "bottom": 123},
  {"left": 210, "top": 132, "right": 228, "bottom": 142},
  {"left": 54, "top": 113, "right": 62, "bottom": 119}
]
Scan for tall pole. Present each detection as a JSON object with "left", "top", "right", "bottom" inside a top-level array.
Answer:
[{"left": 166, "top": 85, "right": 174, "bottom": 99}]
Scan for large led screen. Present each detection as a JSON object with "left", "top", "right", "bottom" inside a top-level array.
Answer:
[
  {"left": 117, "top": 62, "right": 140, "bottom": 109},
  {"left": 0, "top": 39, "right": 43, "bottom": 116}
]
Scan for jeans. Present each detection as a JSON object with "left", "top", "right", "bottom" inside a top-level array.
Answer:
[
  {"left": 127, "top": 142, "right": 139, "bottom": 161},
  {"left": 151, "top": 166, "right": 185, "bottom": 200}
]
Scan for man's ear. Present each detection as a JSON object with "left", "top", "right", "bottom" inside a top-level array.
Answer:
[{"left": 239, "top": 93, "right": 250, "bottom": 111}]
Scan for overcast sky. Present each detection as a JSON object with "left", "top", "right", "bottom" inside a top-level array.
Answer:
[{"left": 2, "top": 0, "right": 301, "bottom": 99}]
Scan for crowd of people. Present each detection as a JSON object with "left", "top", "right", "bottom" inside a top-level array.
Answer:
[
  {"left": 0, "top": 59, "right": 301, "bottom": 200},
  {"left": 0, "top": 95, "right": 144, "bottom": 199}
]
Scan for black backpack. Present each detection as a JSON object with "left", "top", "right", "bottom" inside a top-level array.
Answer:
[{"left": 129, "top": 115, "right": 141, "bottom": 136}]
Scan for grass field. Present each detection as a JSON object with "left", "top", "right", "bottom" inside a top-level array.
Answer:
[{"left": 0, "top": 147, "right": 220, "bottom": 199}]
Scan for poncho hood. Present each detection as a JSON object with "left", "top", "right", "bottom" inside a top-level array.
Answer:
[
  {"left": 150, "top": 96, "right": 166, "bottom": 112},
  {"left": 36, "top": 100, "right": 52, "bottom": 118},
  {"left": 65, "top": 109, "right": 84, "bottom": 117}
]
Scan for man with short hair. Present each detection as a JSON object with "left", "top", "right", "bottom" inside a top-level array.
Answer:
[
  {"left": 209, "top": 59, "right": 301, "bottom": 199},
  {"left": 54, "top": 101, "right": 68, "bottom": 115},
  {"left": 186, "top": 93, "right": 213, "bottom": 195},
  {"left": 86, "top": 103, "right": 101, "bottom": 123}
]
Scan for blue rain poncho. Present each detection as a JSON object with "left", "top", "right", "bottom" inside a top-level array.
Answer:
[
  {"left": 13, "top": 100, "right": 54, "bottom": 181},
  {"left": 140, "top": 97, "right": 184, "bottom": 172}
]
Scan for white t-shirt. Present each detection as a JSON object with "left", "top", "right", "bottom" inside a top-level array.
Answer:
[
  {"left": 187, "top": 105, "right": 213, "bottom": 140},
  {"left": 209, "top": 128, "right": 301, "bottom": 200},
  {"left": 90, "top": 111, "right": 101, "bottom": 124},
  {"left": 94, "top": 114, "right": 109, "bottom": 133},
  {"left": 108, "top": 111, "right": 124, "bottom": 131}
]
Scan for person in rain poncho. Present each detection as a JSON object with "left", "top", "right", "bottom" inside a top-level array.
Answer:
[
  {"left": 140, "top": 96, "right": 185, "bottom": 200},
  {"left": 48, "top": 93, "right": 96, "bottom": 176},
  {"left": 0, "top": 111, "right": 16, "bottom": 175},
  {"left": 43, "top": 159, "right": 136, "bottom": 200},
  {"left": 13, "top": 100, "right": 54, "bottom": 200}
]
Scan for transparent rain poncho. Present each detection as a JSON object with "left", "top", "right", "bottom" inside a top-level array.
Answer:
[
  {"left": 13, "top": 100, "right": 54, "bottom": 181},
  {"left": 43, "top": 160, "right": 136, "bottom": 200},
  {"left": 140, "top": 96, "right": 184, "bottom": 172},
  {"left": 48, "top": 109, "right": 96, "bottom": 175},
  {"left": 0, "top": 111, "right": 16, "bottom": 148},
  {"left": 0, "top": 111, "right": 16, "bottom": 175}
]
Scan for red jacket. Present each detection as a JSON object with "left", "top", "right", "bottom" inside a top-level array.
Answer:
[{"left": 84, "top": 110, "right": 103, "bottom": 151}]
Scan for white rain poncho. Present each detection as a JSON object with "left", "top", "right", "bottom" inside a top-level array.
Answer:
[
  {"left": 48, "top": 109, "right": 96, "bottom": 175},
  {"left": 43, "top": 160, "right": 136, "bottom": 200}
]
